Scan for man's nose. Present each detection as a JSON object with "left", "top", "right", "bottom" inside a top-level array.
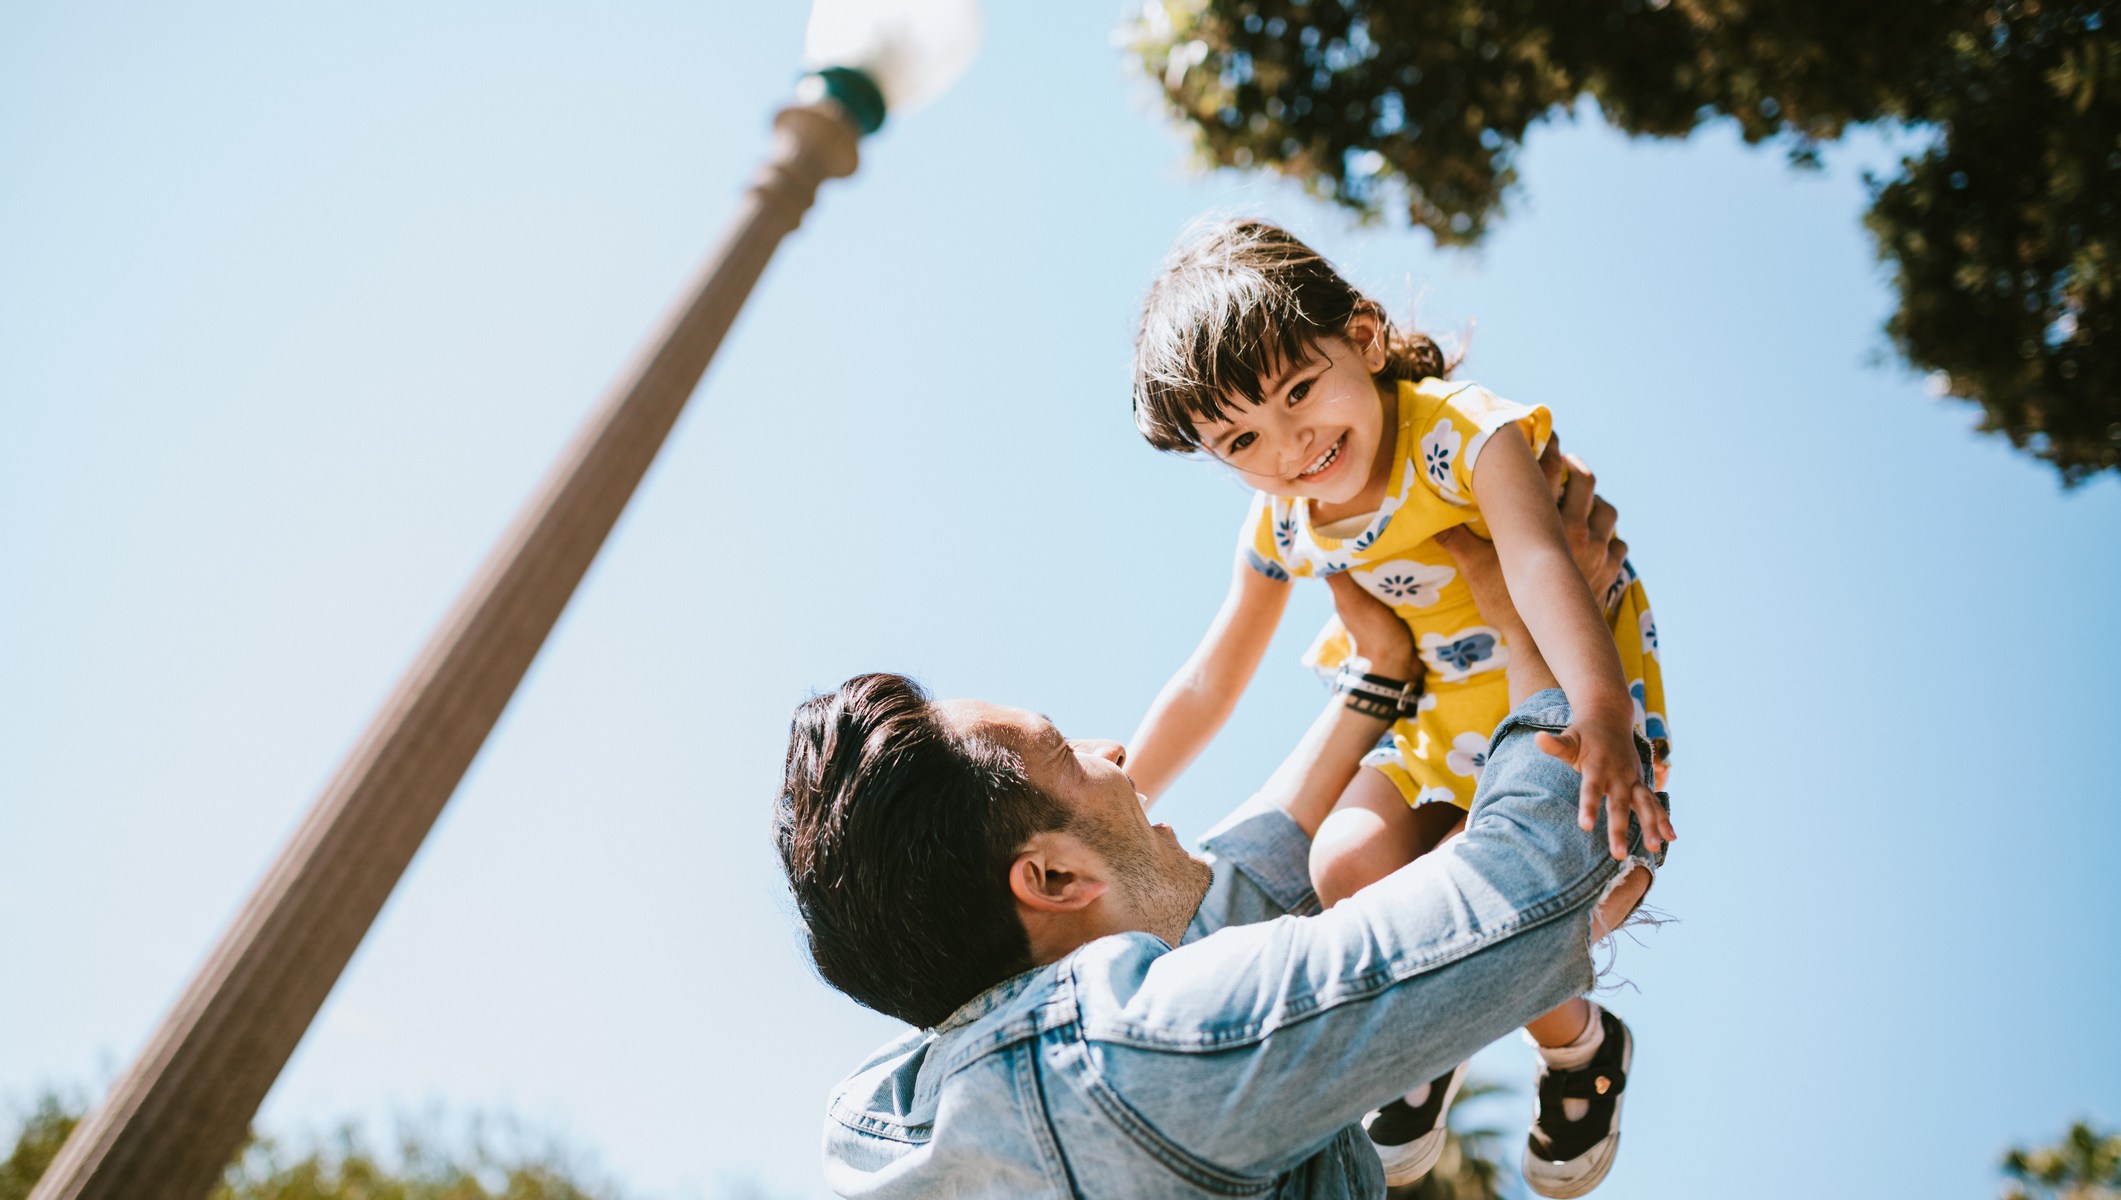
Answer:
[{"left": 1083, "top": 739, "right": 1127, "bottom": 768}]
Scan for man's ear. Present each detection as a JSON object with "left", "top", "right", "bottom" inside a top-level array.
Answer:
[
  {"left": 1007, "top": 831, "right": 1107, "bottom": 914},
  {"left": 1345, "top": 308, "right": 1388, "bottom": 374}
]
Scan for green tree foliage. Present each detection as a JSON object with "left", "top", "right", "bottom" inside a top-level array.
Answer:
[
  {"left": 0, "top": 1095, "right": 78, "bottom": 1200},
  {"left": 2003, "top": 1121, "right": 2121, "bottom": 1200},
  {"left": 1123, "top": 0, "right": 2121, "bottom": 483},
  {"left": 2, "top": 1094, "right": 621, "bottom": 1200}
]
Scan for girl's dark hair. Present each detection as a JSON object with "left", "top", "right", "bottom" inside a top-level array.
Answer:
[
  {"left": 1132, "top": 219, "right": 1454, "bottom": 453},
  {"left": 774, "top": 673, "right": 1069, "bottom": 1029}
]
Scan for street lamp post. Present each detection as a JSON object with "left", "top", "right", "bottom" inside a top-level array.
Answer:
[{"left": 30, "top": 6, "right": 979, "bottom": 1199}]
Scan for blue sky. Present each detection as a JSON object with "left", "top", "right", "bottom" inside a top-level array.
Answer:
[{"left": 4, "top": 3, "right": 2117, "bottom": 1197}]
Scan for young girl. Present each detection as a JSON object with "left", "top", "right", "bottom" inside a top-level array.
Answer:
[{"left": 1127, "top": 220, "right": 1672, "bottom": 1198}]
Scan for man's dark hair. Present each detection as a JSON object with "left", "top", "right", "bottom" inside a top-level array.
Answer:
[{"left": 774, "top": 673, "right": 1069, "bottom": 1028}]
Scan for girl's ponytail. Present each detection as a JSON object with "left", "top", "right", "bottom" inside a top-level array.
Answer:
[{"left": 1369, "top": 304, "right": 1454, "bottom": 386}]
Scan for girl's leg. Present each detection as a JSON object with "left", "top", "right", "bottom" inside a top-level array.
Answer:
[
  {"left": 1309, "top": 766, "right": 1465, "bottom": 908},
  {"left": 1525, "top": 998, "right": 1594, "bottom": 1051},
  {"left": 1524, "top": 857, "right": 1654, "bottom": 1052},
  {"left": 1520, "top": 867, "right": 1654, "bottom": 1197},
  {"left": 1316, "top": 772, "right": 1474, "bottom": 1186}
]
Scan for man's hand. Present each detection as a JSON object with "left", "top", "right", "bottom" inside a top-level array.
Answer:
[
  {"left": 1439, "top": 437, "right": 1626, "bottom": 629},
  {"left": 1324, "top": 571, "right": 1416, "bottom": 680},
  {"left": 1538, "top": 435, "right": 1628, "bottom": 607}
]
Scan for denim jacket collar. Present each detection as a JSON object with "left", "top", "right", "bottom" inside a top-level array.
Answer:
[{"left": 932, "top": 963, "right": 1051, "bottom": 1035}]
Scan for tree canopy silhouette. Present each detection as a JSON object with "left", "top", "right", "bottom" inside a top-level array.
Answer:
[
  {"left": 2002, "top": 1120, "right": 2121, "bottom": 1200},
  {"left": 1123, "top": 0, "right": 2121, "bottom": 484},
  {"left": 1, "top": 1093, "right": 620, "bottom": 1200}
]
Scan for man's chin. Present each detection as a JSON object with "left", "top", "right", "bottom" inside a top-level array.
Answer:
[{"left": 1178, "top": 855, "right": 1214, "bottom": 924}]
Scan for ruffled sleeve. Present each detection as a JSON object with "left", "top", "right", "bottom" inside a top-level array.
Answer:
[
  {"left": 1236, "top": 491, "right": 1295, "bottom": 581},
  {"left": 1410, "top": 382, "right": 1553, "bottom": 507}
]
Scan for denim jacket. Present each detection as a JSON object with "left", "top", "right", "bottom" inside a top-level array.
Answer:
[{"left": 820, "top": 690, "right": 1661, "bottom": 1198}]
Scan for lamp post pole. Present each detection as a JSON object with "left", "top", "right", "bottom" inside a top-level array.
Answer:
[{"left": 30, "top": 96, "right": 862, "bottom": 1200}]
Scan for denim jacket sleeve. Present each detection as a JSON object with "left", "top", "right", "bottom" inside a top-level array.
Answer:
[
  {"left": 1064, "top": 690, "right": 1664, "bottom": 1180},
  {"left": 1183, "top": 796, "right": 1323, "bottom": 942}
]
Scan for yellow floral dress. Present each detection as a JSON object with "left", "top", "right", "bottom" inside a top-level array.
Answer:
[{"left": 1240, "top": 377, "right": 1670, "bottom": 810}]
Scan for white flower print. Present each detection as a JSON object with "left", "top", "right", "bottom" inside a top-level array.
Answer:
[
  {"left": 1266, "top": 498, "right": 1300, "bottom": 552},
  {"left": 1416, "top": 691, "right": 1438, "bottom": 715},
  {"left": 1418, "top": 624, "right": 1507, "bottom": 683},
  {"left": 1351, "top": 558, "right": 1457, "bottom": 609},
  {"left": 1639, "top": 608, "right": 1660, "bottom": 663},
  {"left": 1349, "top": 494, "right": 1402, "bottom": 551},
  {"left": 1420, "top": 418, "right": 1466, "bottom": 502},
  {"left": 1414, "top": 785, "right": 1459, "bottom": 807},
  {"left": 1446, "top": 731, "right": 1490, "bottom": 779},
  {"left": 1630, "top": 678, "right": 1670, "bottom": 745},
  {"left": 1300, "top": 544, "right": 1356, "bottom": 576}
]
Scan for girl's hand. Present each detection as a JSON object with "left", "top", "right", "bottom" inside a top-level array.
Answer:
[
  {"left": 1533, "top": 707, "right": 1674, "bottom": 860},
  {"left": 1324, "top": 571, "right": 1415, "bottom": 680}
]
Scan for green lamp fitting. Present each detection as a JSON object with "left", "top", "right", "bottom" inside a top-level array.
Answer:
[{"left": 810, "top": 66, "right": 886, "bottom": 135}]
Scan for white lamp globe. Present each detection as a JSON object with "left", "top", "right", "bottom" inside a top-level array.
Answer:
[{"left": 804, "top": 0, "right": 983, "bottom": 119}]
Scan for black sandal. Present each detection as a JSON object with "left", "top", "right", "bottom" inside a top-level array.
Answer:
[
  {"left": 1364, "top": 1060, "right": 1467, "bottom": 1186},
  {"left": 1523, "top": 1007, "right": 1632, "bottom": 1198}
]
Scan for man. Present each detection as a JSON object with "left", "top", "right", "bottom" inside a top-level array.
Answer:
[{"left": 774, "top": 451, "right": 1668, "bottom": 1198}]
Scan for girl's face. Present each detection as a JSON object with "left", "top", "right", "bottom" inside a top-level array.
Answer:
[{"left": 1193, "top": 314, "right": 1392, "bottom": 507}]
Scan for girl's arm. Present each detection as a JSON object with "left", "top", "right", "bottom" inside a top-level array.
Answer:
[
  {"left": 1128, "top": 556, "right": 1291, "bottom": 806},
  {"left": 1472, "top": 427, "right": 1673, "bottom": 858}
]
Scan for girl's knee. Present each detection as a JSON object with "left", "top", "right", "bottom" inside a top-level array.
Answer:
[
  {"left": 1309, "top": 771, "right": 1411, "bottom": 906},
  {"left": 1591, "top": 860, "right": 1654, "bottom": 941},
  {"left": 1309, "top": 771, "right": 1463, "bottom": 907},
  {"left": 1309, "top": 830, "right": 1382, "bottom": 909}
]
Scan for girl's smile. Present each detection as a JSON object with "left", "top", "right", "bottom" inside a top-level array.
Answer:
[{"left": 1296, "top": 433, "right": 1349, "bottom": 482}]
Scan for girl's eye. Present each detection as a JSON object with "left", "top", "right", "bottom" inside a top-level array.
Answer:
[
  {"left": 1289, "top": 380, "right": 1312, "bottom": 404},
  {"left": 1230, "top": 431, "right": 1257, "bottom": 453}
]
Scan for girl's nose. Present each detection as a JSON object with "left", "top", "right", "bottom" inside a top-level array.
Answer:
[
  {"left": 1277, "top": 431, "right": 1314, "bottom": 475},
  {"left": 1272, "top": 436, "right": 1306, "bottom": 474}
]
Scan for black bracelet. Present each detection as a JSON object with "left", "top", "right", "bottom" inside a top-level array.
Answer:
[
  {"left": 1333, "top": 664, "right": 1423, "bottom": 719},
  {"left": 1340, "top": 690, "right": 1402, "bottom": 719}
]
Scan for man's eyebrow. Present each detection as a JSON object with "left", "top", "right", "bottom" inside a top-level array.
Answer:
[{"left": 1036, "top": 715, "right": 1067, "bottom": 751}]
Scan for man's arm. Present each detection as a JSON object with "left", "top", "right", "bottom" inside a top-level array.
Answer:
[
  {"left": 1088, "top": 682, "right": 1665, "bottom": 1181},
  {"left": 1252, "top": 570, "right": 1416, "bottom": 837}
]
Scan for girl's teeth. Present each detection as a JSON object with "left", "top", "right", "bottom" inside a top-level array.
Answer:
[{"left": 1302, "top": 440, "right": 1340, "bottom": 476}]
